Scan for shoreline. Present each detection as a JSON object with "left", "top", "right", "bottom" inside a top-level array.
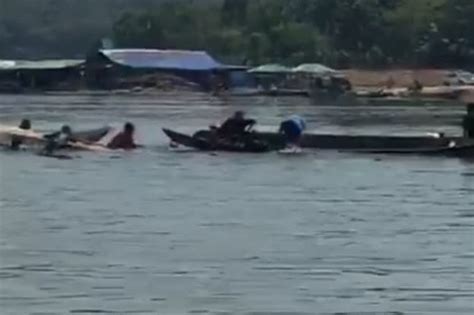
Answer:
[{"left": 0, "top": 91, "right": 467, "bottom": 109}]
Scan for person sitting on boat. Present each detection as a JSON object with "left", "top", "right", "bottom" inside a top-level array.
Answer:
[
  {"left": 217, "top": 111, "right": 256, "bottom": 139},
  {"left": 42, "top": 125, "right": 74, "bottom": 155},
  {"left": 107, "top": 122, "right": 137, "bottom": 150},
  {"left": 279, "top": 114, "right": 306, "bottom": 148},
  {"left": 10, "top": 119, "right": 32, "bottom": 150}
]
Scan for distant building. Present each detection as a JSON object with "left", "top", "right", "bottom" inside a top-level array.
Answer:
[
  {"left": 0, "top": 59, "right": 84, "bottom": 92},
  {"left": 0, "top": 50, "right": 248, "bottom": 93},
  {"left": 85, "top": 49, "right": 229, "bottom": 90}
]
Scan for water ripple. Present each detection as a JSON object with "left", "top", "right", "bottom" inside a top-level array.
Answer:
[{"left": 1, "top": 94, "right": 472, "bottom": 314}]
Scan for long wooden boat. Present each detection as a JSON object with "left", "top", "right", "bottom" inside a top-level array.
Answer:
[
  {"left": 345, "top": 145, "right": 474, "bottom": 157},
  {"left": 163, "top": 128, "right": 474, "bottom": 157}
]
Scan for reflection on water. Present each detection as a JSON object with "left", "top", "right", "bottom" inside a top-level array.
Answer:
[{"left": 0, "top": 93, "right": 473, "bottom": 314}]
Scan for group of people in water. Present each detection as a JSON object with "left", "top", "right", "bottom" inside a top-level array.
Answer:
[
  {"left": 11, "top": 120, "right": 138, "bottom": 153},
  {"left": 10, "top": 110, "right": 307, "bottom": 153}
]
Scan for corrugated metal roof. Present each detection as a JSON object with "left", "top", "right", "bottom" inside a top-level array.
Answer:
[
  {"left": 99, "top": 49, "right": 222, "bottom": 71},
  {"left": 0, "top": 59, "right": 84, "bottom": 70}
]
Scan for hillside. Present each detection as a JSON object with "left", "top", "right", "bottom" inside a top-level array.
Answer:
[{"left": 1, "top": 0, "right": 473, "bottom": 69}]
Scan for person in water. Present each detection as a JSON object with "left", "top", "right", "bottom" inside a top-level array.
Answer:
[
  {"left": 463, "top": 103, "right": 474, "bottom": 138},
  {"left": 107, "top": 122, "right": 137, "bottom": 150},
  {"left": 42, "top": 125, "right": 74, "bottom": 154},
  {"left": 10, "top": 119, "right": 32, "bottom": 150},
  {"left": 44, "top": 124, "right": 73, "bottom": 140},
  {"left": 279, "top": 114, "right": 306, "bottom": 148},
  {"left": 218, "top": 111, "right": 256, "bottom": 139},
  {"left": 19, "top": 119, "right": 31, "bottom": 130}
]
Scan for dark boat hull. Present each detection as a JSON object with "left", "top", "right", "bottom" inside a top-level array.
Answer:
[
  {"left": 163, "top": 129, "right": 270, "bottom": 153},
  {"left": 163, "top": 128, "right": 474, "bottom": 157},
  {"left": 181, "top": 130, "right": 464, "bottom": 150},
  {"left": 72, "top": 126, "right": 111, "bottom": 143},
  {"left": 347, "top": 145, "right": 474, "bottom": 157}
]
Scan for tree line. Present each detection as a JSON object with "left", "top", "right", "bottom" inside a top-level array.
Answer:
[
  {"left": 1, "top": 0, "right": 473, "bottom": 69},
  {"left": 0, "top": 0, "right": 171, "bottom": 58}
]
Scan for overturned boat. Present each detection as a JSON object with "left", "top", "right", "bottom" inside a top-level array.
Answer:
[
  {"left": 163, "top": 128, "right": 474, "bottom": 158},
  {"left": 72, "top": 126, "right": 112, "bottom": 143},
  {"left": 0, "top": 125, "right": 112, "bottom": 151}
]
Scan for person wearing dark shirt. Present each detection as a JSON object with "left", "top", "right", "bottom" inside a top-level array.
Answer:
[
  {"left": 218, "top": 111, "right": 256, "bottom": 139},
  {"left": 107, "top": 122, "right": 137, "bottom": 150},
  {"left": 43, "top": 125, "right": 73, "bottom": 141},
  {"left": 42, "top": 125, "right": 74, "bottom": 154},
  {"left": 10, "top": 119, "right": 32, "bottom": 150},
  {"left": 463, "top": 103, "right": 474, "bottom": 138},
  {"left": 18, "top": 119, "right": 31, "bottom": 130}
]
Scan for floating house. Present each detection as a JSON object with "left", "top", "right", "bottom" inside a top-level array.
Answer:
[
  {"left": 0, "top": 59, "right": 84, "bottom": 92},
  {"left": 0, "top": 50, "right": 249, "bottom": 93},
  {"left": 85, "top": 49, "right": 235, "bottom": 90}
]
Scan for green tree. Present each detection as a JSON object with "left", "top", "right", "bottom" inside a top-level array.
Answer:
[
  {"left": 2, "top": 0, "right": 473, "bottom": 68},
  {"left": 221, "top": 0, "right": 248, "bottom": 26},
  {"left": 113, "top": 12, "right": 164, "bottom": 48}
]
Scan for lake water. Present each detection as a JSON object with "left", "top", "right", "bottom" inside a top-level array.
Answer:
[{"left": 0, "top": 93, "right": 473, "bottom": 314}]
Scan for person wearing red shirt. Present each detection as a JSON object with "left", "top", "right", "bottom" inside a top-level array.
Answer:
[{"left": 107, "top": 122, "right": 137, "bottom": 150}]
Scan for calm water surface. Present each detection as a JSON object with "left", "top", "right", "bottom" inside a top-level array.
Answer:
[{"left": 0, "top": 93, "right": 473, "bottom": 314}]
